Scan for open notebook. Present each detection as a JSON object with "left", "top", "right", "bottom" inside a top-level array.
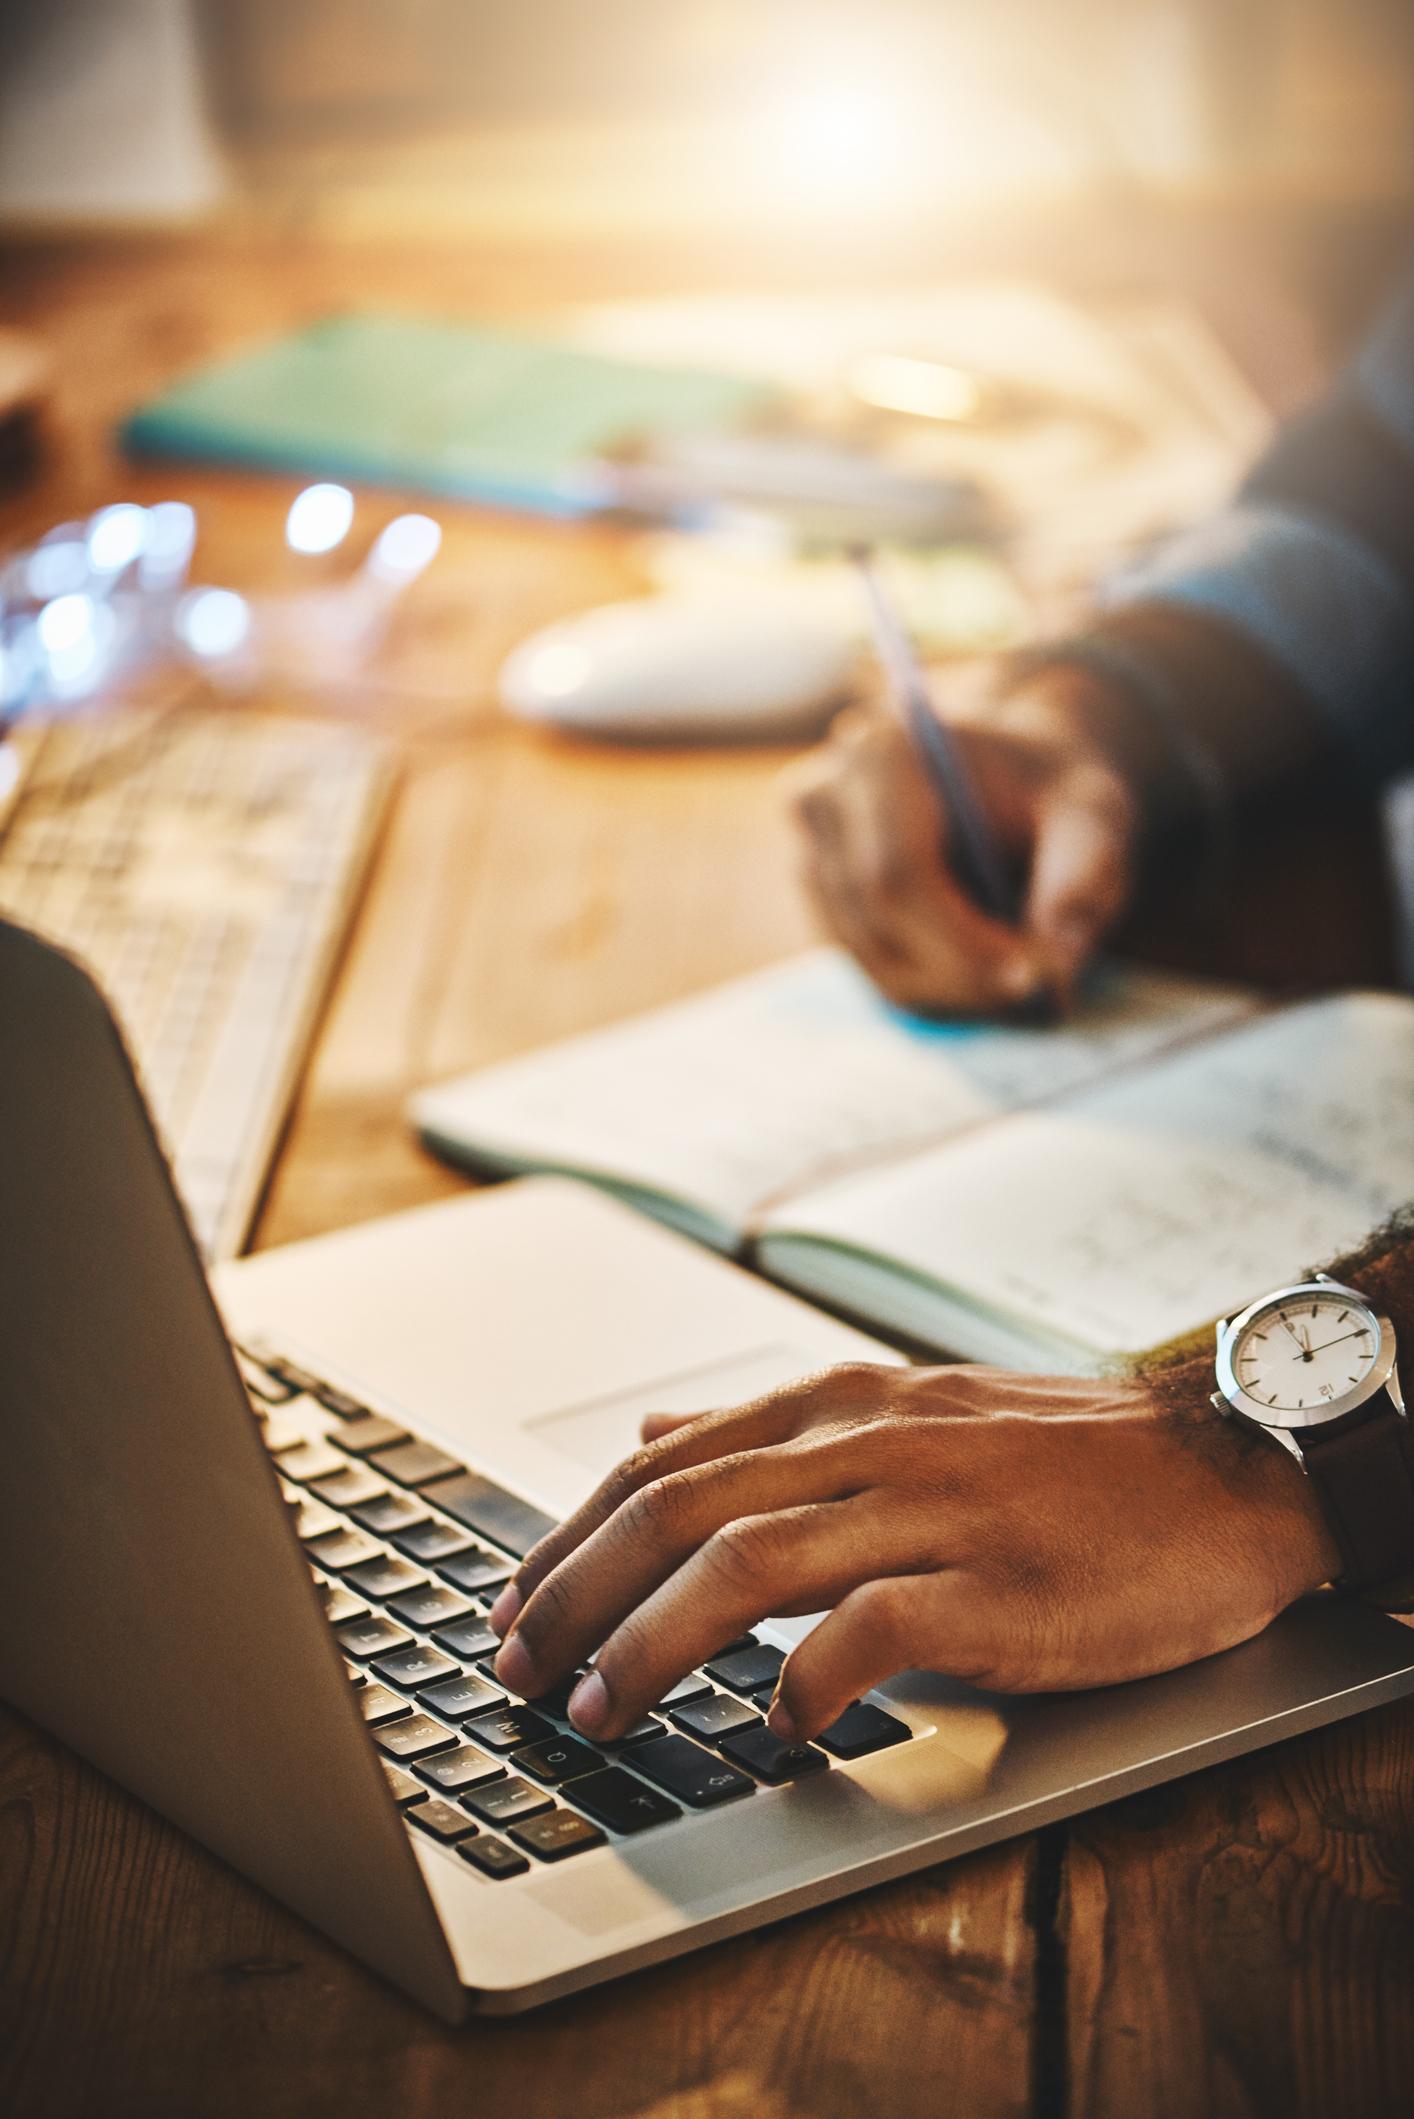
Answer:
[{"left": 411, "top": 951, "right": 1414, "bottom": 1373}]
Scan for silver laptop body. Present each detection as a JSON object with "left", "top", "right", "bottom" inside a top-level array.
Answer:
[{"left": 5, "top": 914, "right": 1414, "bottom": 2020}]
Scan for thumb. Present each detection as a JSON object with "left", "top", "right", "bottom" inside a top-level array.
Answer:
[{"left": 1024, "top": 778, "right": 1135, "bottom": 992}]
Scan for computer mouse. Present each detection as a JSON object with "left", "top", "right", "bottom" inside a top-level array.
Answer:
[{"left": 498, "top": 591, "right": 860, "bottom": 741}]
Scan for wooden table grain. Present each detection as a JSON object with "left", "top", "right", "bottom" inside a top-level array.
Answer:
[{"left": 2, "top": 228, "right": 1412, "bottom": 2119}]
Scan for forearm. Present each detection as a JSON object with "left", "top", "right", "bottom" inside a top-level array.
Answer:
[
  {"left": 1005, "top": 264, "right": 1414, "bottom": 841},
  {"left": 999, "top": 600, "right": 1334, "bottom": 862}
]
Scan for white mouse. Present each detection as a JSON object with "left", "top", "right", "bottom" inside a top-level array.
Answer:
[{"left": 498, "top": 592, "right": 859, "bottom": 741}]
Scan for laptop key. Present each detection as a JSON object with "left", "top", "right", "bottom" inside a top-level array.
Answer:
[
  {"left": 290, "top": 1497, "right": 343, "bottom": 1544},
  {"left": 307, "top": 1465, "right": 386, "bottom": 1510},
  {"left": 408, "top": 1796, "right": 479, "bottom": 1843},
  {"left": 305, "top": 1528, "right": 384, "bottom": 1575},
  {"left": 373, "top": 1714, "right": 460, "bottom": 1762},
  {"left": 415, "top": 1742, "right": 505, "bottom": 1794},
  {"left": 371, "top": 1645, "right": 462, "bottom": 1693},
  {"left": 336, "top": 1613, "right": 414, "bottom": 1661},
  {"left": 608, "top": 1717, "right": 664, "bottom": 1748},
  {"left": 434, "top": 1547, "right": 514, "bottom": 1593},
  {"left": 523, "top": 1670, "right": 591, "bottom": 1718},
  {"left": 418, "top": 1672, "right": 507, "bottom": 1722},
  {"left": 511, "top": 1736, "right": 606, "bottom": 1786},
  {"left": 431, "top": 1618, "right": 500, "bottom": 1662},
  {"left": 421, "top": 1472, "right": 556, "bottom": 1561},
  {"left": 509, "top": 1810, "right": 606, "bottom": 1863},
  {"left": 386, "top": 1582, "right": 477, "bottom": 1631},
  {"left": 462, "top": 1776, "right": 554, "bottom": 1825},
  {"left": 331, "top": 1415, "right": 409, "bottom": 1458},
  {"left": 359, "top": 1683, "right": 415, "bottom": 1727},
  {"left": 718, "top": 1726, "right": 827, "bottom": 1784},
  {"left": 669, "top": 1694, "right": 760, "bottom": 1743},
  {"left": 631, "top": 1735, "right": 755, "bottom": 1808},
  {"left": 391, "top": 1520, "right": 474, "bottom": 1564},
  {"left": 318, "top": 1584, "right": 367, "bottom": 1627},
  {"left": 368, "top": 1440, "right": 465, "bottom": 1490},
  {"left": 382, "top": 1763, "right": 426, "bottom": 1805},
  {"left": 347, "top": 1492, "right": 427, "bottom": 1537},
  {"left": 457, "top": 1835, "right": 529, "bottom": 1880},
  {"left": 656, "top": 1673, "right": 713, "bottom": 1709},
  {"left": 264, "top": 1412, "right": 318, "bottom": 1457},
  {"left": 266, "top": 1357, "right": 322, "bottom": 1397},
  {"left": 464, "top": 1706, "right": 555, "bottom": 1753},
  {"left": 345, "top": 1555, "right": 427, "bottom": 1601},
  {"left": 272, "top": 1439, "right": 348, "bottom": 1484},
  {"left": 704, "top": 1644, "right": 785, "bottom": 1694},
  {"left": 817, "top": 1702, "right": 912, "bottom": 1759},
  {"left": 567, "top": 1768, "right": 681, "bottom": 1836},
  {"left": 234, "top": 1347, "right": 299, "bottom": 1403},
  {"left": 316, "top": 1384, "right": 367, "bottom": 1419}
]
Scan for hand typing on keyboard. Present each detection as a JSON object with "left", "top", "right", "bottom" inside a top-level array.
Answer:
[{"left": 488, "top": 1362, "right": 1338, "bottom": 1744}]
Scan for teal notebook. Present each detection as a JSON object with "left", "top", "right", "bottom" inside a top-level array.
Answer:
[{"left": 122, "top": 313, "right": 773, "bottom": 517}]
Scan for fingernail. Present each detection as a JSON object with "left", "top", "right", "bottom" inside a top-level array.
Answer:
[
  {"left": 766, "top": 1699, "right": 797, "bottom": 1742},
  {"left": 487, "top": 1583, "right": 521, "bottom": 1638},
  {"left": 567, "top": 1670, "right": 610, "bottom": 1738},
  {"left": 493, "top": 1632, "right": 536, "bottom": 1696}
]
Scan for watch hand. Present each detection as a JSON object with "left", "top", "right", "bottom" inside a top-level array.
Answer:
[
  {"left": 1282, "top": 1318, "right": 1312, "bottom": 1355},
  {"left": 1305, "top": 1329, "right": 1372, "bottom": 1355}
]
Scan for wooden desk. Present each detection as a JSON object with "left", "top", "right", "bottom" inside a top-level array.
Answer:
[{"left": 3, "top": 231, "right": 1413, "bottom": 2119}]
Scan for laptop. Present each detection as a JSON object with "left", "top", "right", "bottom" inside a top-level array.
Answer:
[{"left": 5, "top": 913, "right": 1414, "bottom": 2020}]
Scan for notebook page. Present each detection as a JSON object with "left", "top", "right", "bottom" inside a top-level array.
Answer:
[
  {"left": 412, "top": 949, "right": 1250, "bottom": 1247},
  {"left": 767, "top": 992, "right": 1414, "bottom": 1358}
]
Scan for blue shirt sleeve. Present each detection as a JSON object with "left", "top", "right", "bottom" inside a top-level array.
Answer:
[{"left": 1100, "top": 267, "right": 1414, "bottom": 788}]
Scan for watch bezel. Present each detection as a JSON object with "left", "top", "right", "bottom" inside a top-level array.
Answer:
[{"left": 1216, "top": 1279, "right": 1397, "bottom": 1432}]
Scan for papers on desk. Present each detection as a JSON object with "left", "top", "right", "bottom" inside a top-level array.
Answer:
[
  {"left": 412, "top": 953, "right": 1414, "bottom": 1371},
  {"left": 569, "top": 281, "right": 1269, "bottom": 609},
  {"left": 123, "top": 315, "right": 776, "bottom": 516}
]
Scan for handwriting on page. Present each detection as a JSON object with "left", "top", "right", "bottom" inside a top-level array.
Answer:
[
  {"left": 425, "top": 950, "right": 1247, "bottom": 1231},
  {"left": 787, "top": 993, "right": 1414, "bottom": 1357}
]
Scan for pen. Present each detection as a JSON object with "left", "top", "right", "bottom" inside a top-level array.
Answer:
[{"left": 850, "top": 547, "right": 1019, "bottom": 924}]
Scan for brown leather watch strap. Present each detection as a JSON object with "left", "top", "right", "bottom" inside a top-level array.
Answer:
[{"left": 1298, "top": 1402, "right": 1414, "bottom": 1609}]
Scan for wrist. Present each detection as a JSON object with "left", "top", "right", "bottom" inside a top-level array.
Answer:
[
  {"left": 998, "top": 635, "right": 1233, "bottom": 897},
  {"left": 1152, "top": 1367, "right": 1343, "bottom": 1606},
  {"left": 1236, "top": 1416, "right": 1345, "bottom": 1603},
  {"left": 992, "top": 660, "right": 1172, "bottom": 844}
]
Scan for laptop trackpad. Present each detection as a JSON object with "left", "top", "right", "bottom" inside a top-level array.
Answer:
[{"left": 525, "top": 1343, "right": 820, "bottom": 1477}]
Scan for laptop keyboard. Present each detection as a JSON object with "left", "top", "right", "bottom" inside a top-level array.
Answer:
[{"left": 237, "top": 1346, "right": 914, "bottom": 1881}]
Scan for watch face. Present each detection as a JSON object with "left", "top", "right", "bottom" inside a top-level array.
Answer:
[{"left": 1231, "top": 1290, "right": 1381, "bottom": 1418}]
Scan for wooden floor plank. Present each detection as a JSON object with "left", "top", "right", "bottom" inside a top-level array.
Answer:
[
  {"left": 0, "top": 1709, "right": 1038, "bottom": 2119},
  {"left": 1061, "top": 1697, "right": 1414, "bottom": 2119}
]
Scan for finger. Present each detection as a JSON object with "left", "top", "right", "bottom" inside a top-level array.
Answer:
[
  {"left": 797, "top": 833, "right": 914, "bottom": 992},
  {"left": 565, "top": 1494, "right": 933, "bottom": 1740},
  {"left": 831, "top": 714, "right": 1048, "bottom": 1013},
  {"left": 792, "top": 712, "right": 1036, "bottom": 1012},
  {"left": 768, "top": 1571, "right": 998, "bottom": 1741},
  {"left": 488, "top": 1393, "right": 800, "bottom": 1637},
  {"left": 519, "top": 1433, "right": 865, "bottom": 1678},
  {"left": 495, "top": 1430, "right": 883, "bottom": 1699},
  {"left": 492, "top": 1363, "right": 890, "bottom": 1633},
  {"left": 640, "top": 1410, "right": 703, "bottom": 1442},
  {"left": 1024, "top": 777, "right": 1134, "bottom": 994},
  {"left": 790, "top": 752, "right": 918, "bottom": 984}
]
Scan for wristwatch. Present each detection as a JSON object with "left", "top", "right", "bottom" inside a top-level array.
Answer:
[{"left": 1213, "top": 1273, "right": 1414, "bottom": 1607}]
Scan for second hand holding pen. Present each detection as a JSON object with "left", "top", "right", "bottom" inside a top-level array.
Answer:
[{"left": 850, "top": 547, "right": 1056, "bottom": 1018}]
